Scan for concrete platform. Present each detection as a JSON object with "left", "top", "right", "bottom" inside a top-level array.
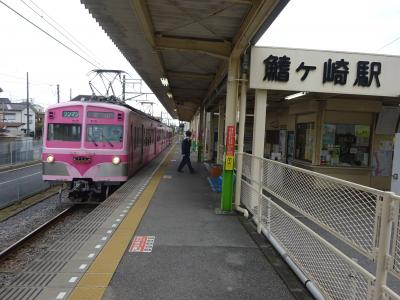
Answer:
[
  {"left": 99, "top": 147, "right": 305, "bottom": 299},
  {"left": 0, "top": 143, "right": 311, "bottom": 300}
]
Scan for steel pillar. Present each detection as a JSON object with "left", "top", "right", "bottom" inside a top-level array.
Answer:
[
  {"left": 220, "top": 57, "right": 239, "bottom": 212},
  {"left": 217, "top": 103, "right": 224, "bottom": 164},
  {"left": 198, "top": 106, "right": 204, "bottom": 162},
  {"left": 251, "top": 89, "right": 267, "bottom": 209},
  {"left": 208, "top": 112, "right": 215, "bottom": 161},
  {"left": 234, "top": 73, "right": 247, "bottom": 211}
]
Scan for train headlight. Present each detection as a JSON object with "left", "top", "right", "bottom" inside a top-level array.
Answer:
[
  {"left": 112, "top": 156, "right": 121, "bottom": 165},
  {"left": 46, "top": 154, "right": 55, "bottom": 163}
]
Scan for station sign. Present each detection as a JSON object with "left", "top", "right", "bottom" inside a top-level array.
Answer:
[
  {"left": 250, "top": 46, "right": 400, "bottom": 97},
  {"left": 225, "top": 125, "right": 235, "bottom": 171}
]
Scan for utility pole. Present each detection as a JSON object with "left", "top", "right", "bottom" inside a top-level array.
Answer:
[
  {"left": 70, "top": 88, "right": 72, "bottom": 100},
  {"left": 57, "top": 84, "right": 60, "bottom": 103},
  {"left": 26, "top": 72, "right": 30, "bottom": 137}
]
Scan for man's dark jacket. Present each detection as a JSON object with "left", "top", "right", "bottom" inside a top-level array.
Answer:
[{"left": 181, "top": 138, "right": 191, "bottom": 155}]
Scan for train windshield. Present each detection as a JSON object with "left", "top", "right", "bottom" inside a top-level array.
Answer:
[
  {"left": 47, "top": 124, "right": 81, "bottom": 141},
  {"left": 86, "top": 125, "right": 123, "bottom": 143}
]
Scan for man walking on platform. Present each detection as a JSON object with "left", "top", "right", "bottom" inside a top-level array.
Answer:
[{"left": 177, "top": 130, "right": 195, "bottom": 173}]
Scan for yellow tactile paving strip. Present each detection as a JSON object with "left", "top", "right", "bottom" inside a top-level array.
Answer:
[{"left": 68, "top": 147, "right": 174, "bottom": 300}]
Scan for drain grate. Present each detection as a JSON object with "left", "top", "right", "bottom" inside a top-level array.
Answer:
[
  {"left": 48, "top": 240, "right": 84, "bottom": 251},
  {"left": 0, "top": 287, "right": 42, "bottom": 300},
  {"left": 11, "top": 273, "right": 55, "bottom": 287},
  {"left": 68, "top": 226, "right": 98, "bottom": 235},
  {"left": 37, "top": 250, "right": 76, "bottom": 261},
  {"left": 24, "top": 260, "right": 67, "bottom": 273}
]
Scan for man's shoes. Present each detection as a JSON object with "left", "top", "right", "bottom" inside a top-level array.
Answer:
[
  {"left": 177, "top": 169, "right": 183, "bottom": 173},
  {"left": 190, "top": 170, "right": 196, "bottom": 174}
]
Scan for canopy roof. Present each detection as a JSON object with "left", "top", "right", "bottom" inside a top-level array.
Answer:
[{"left": 81, "top": 0, "right": 288, "bottom": 121}]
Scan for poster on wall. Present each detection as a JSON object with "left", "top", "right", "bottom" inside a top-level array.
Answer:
[
  {"left": 372, "top": 138, "right": 393, "bottom": 176},
  {"left": 372, "top": 151, "right": 393, "bottom": 176},
  {"left": 322, "top": 124, "right": 336, "bottom": 145},
  {"left": 355, "top": 125, "right": 371, "bottom": 147},
  {"left": 375, "top": 106, "right": 400, "bottom": 135}
]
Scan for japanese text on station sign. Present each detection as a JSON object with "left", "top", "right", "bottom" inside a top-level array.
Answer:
[
  {"left": 225, "top": 155, "right": 234, "bottom": 171},
  {"left": 225, "top": 125, "right": 235, "bottom": 171},
  {"left": 263, "top": 55, "right": 381, "bottom": 87},
  {"left": 226, "top": 125, "right": 235, "bottom": 156},
  {"left": 250, "top": 47, "right": 400, "bottom": 97}
]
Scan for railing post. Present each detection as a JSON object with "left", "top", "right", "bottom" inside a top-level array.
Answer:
[
  {"left": 373, "top": 192, "right": 393, "bottom": 300},
  {"left": 234, "top": 153, "right": 243, "bottom": 207},
  {"left": 257, "top": 158, "right": 263, "bottom": 234}
]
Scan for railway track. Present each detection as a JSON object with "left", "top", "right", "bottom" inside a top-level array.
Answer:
[{"left": 0, "top": 206, "right": 73, "bottom": 259}]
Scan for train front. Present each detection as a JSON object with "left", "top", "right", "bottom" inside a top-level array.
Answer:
[{"left": 42, "top": 102, "right": 128, "bottom": 196}]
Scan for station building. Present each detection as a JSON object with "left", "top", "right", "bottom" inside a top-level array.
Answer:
[{"left": 192, "top": 47, "right": 400, "bottom": 191}]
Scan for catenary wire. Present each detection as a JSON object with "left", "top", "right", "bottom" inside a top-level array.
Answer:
[
  {"left": 20, "top": 0, "right": 104, "bottom": 68},
  {"left": 0, "top": 0, "right": 100, "bottom": 69},
  {"left": 377, "top": 35, "right": 400, "bottom": 51}
]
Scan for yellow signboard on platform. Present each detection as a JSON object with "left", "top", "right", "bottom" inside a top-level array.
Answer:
[{"left": 225, "top": 155, "right": 234, "bottom": 171}]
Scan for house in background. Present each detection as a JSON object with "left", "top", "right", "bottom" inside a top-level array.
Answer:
[{"left": 0, "top": 98, "right": 37, "bottom": 137}]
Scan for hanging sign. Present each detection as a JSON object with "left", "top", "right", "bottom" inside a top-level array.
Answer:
[
  {"left": 225, "top": 125, "right": 235, "bottom": 171},
  {"left": 250, "top": 46, "right": 400, "bottom": 97}
]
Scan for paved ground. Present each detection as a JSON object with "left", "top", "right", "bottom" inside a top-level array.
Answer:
[
  {"left": 0, "top": 163, "right": 48, "bottom": 208},
  {"left": 103, "top": 150, "right": 306, "bottom": 300}
]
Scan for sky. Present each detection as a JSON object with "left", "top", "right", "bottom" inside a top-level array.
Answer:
[{"left": 0, "top": 0, "right": 400, "bottom": 122}]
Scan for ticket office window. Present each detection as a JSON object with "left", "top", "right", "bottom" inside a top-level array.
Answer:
[
  {"left": 295, "top": 123, "right": 315, "bottom": 162},
  {"left": 320, "top": 124, "right": 370, "bottom": 167}
]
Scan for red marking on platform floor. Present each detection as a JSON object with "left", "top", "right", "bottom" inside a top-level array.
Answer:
[{"left": 129, "top": 236, "right": 155, "bottom": 253}]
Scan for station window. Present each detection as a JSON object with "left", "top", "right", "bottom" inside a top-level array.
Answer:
[
  {"left": 295, "top": 123, "right": 314, "bottom": 162},
  {"left": 321, "top": 124, "right": 370, "bottom": 167}
]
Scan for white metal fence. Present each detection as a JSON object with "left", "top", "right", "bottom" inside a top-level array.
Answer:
[
  {"left": 0, "top": 172, "right": 49, "bottom": 209},
  {"left": 236, "top": 152, "right": 400, "bottom": 300},
  {"left": 0, "top": 139, "right": 42, "bottom": 166}
]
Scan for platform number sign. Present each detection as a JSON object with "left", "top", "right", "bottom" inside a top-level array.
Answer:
[{"left": 225, "top": 125, "right": 235, "bottom": 171}]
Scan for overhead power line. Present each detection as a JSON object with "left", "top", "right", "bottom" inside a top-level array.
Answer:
[
  {"left": 0, "top": 72, "right": 54, "bottom": 86},
  {"left": 377, "top": 35, "right": 400, "bottom": 51},
  {"left": 0, "top": 0, "right": 100, "bottom": 69},
  {"left": 20, "top": 0, "right": 104, "bottom": 68}
]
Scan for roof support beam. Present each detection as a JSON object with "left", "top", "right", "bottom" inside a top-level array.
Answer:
[
  {"left": 168, "top": 71, "right": 215, "bottom": 81},
  {"left": 203, "top": 0, "right": 283, "bottom": 104},
  {"left": 224, "top": 0, "right": 255, "bottom": 4},
  {"left": 155, "top": 36, "right": 232, "bottom": 60},
  {"left": 129, "top": 0, "right": 155, "bottom": 47}
]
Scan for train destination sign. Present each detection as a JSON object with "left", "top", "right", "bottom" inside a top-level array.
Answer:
[
  {"left": 62, "top": 111, "right": 79, "bottom": 118},
  {"left": 250, "top": 47, "right": 400, "bottom": 97},
  {"left": 87, "top": 111, "right": 114, "bottom": 119}
]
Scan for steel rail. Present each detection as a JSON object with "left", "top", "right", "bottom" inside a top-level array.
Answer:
[{"left": 0, "top": 206, "right": 73, "bottom": 259}]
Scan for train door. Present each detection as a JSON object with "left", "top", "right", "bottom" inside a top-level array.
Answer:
[{"left": 141, "top": 124, "right": 144, "bottom": 163}]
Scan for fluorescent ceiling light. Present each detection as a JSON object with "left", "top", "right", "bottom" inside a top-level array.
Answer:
[
  {"left": 284, "top": 92, "right": 308, "bottom": 100},
  {"left": 166, "top": 92, "right": 173, "bottom": 99},
  {"left": 160, "top": 77, "right": 169, "bottom": 87}
]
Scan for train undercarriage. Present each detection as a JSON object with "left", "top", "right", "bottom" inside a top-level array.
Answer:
[{"left": 57, "top": 178, "right": 121, "bottom": 205}]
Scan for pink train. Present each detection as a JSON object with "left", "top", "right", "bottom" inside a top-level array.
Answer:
[{"left": 42, "top": 98, "right": 172, "bottom": 200}]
